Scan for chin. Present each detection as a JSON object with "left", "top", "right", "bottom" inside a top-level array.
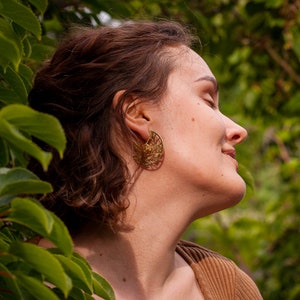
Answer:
[
  {"left": 206, "top": 179, "right": 247, "bottom": 217},
  {"left": 225, "top": 178, "right": 247, "bottom": 207}
]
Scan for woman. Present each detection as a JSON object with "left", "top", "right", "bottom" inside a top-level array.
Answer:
[{"left": 29, "top": 21, "right": 263, "bottom": 299}]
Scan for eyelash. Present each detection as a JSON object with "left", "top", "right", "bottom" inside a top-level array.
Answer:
[{"left": 205, "top": 99, "right": 216, "bottom": 109}]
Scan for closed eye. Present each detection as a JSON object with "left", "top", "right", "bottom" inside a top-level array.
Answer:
[{"left": 205, "top": 99, "right": 217, "bottom": 109}]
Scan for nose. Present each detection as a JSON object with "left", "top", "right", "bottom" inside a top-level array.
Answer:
[{"left": 223, "top": 114, "right": 248, "bottom": 145}]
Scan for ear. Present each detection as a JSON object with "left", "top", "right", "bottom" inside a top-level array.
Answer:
[{"left": 113, "top": 90, "right": 151, "bottom": 141}]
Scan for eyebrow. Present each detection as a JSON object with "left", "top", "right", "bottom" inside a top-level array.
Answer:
[{"left": 194, "top": 76, "right": 219, "bottom": 93}]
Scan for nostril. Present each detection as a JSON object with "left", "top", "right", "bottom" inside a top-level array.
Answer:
[
  {"left": 227, "top": 129, "right": 247, "bottom": 144},
  {"left": 232, "top": 134, "right": 241, "bottom": 141}
]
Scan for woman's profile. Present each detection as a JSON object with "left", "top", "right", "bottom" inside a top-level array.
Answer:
[{"left": 29, "top": 20, "right": 263, "bottom": 300}]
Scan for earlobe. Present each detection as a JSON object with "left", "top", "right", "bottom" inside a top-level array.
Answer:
[{"left": 112, "top": 90, "right": 150, "bottom": 141}]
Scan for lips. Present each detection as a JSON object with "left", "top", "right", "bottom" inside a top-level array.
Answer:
[
  {"left": 225, "top": 149, "right": 236, "bottom": 159},
  {"left": 222, "top": 149, "right": 238, "bottom": 169}
]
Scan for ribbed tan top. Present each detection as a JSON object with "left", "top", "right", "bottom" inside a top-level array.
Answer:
[{"left": 176, "top": 240, "right": 263, "bottom": 300}]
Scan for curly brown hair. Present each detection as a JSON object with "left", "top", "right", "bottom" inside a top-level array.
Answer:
[{"left": 28, "top": 20, "right": 196, "bottom": 234}]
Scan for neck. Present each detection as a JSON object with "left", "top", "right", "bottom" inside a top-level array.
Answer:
[
  {"left": 73, "top": 170, "right": 202, "bottom": 299},
  {"left": 73, "top": 204, "right": 191, "bottom": 299}
]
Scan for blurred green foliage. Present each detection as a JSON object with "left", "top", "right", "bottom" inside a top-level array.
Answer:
[
  {"left": 0, "top": 0, "right": 299, "bottom": 299},
  {"left": 56, "top": 1, "right": 298, "bottom": 299}
]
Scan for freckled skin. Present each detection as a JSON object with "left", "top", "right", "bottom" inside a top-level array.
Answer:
[{"left": 151, "top": 46, "right": 248, "bottom": 216}]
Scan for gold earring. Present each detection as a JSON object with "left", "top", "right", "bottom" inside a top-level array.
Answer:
[{"left": 133, "top": 131, "right": 164, "bottom": 170}]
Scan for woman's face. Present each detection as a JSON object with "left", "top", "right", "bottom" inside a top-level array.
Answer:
[{"left": 150, "top": 46, "right": 248, "bottom": 217}]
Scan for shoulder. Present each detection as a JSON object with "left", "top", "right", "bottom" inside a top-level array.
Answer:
[
  {"left": 176, "top": 239, "right": 227, "bottom": 262},
  {"left": 176, "top": 240, "right": 263, "bottom": 300}
]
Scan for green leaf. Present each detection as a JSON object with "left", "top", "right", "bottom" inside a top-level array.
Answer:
[
  {"left": 71, "top": 253, "right": 93, "bottom": 284},
  {"left": 28, "top": 0, "right": 48, "bottom": 14},
  {"left": 6, "top": 197, "right": 54, "bottom": 234},
  {"left": 30, "top": 43, "right": 55, "bottom": 61},
  {"left": 18, "top": 63, "right": 34, "bottom": 92},
  {"left": 0, "top": 118, "right": 52, "bottom": 171},
  {"left": 92, "top": 272, "right": 115, "bottom": 300},
  {"left": 0, "top": 66, "right": 28, "bottom": 104},
  {"left": 0, "top": 104, "right": 66, "bottom": 159},
  {"left": 7, "top": 145, "right": 29, "bottom": 169},
  {"left": 49, "top": 250, "right": 94, "bottom": 281},
  {"left": 54, "top": 254, "right": 93, "bottom": 293},
  {"left": 16, "top": 273, "right": 60, "bottom": 300},
  {"left": 6, "top": 197, "right": 73, "bottom": 256},
  {"left": 22, "top": 36, "right": 32, "bottom": 58},
  {"left": 238, "top": 163, "right": 255, "bottom": 192},
  {"left": 47, "top": 213, "right": 73, "bottom": 257},
  {"left": 0, "top": 167, "right": 52, "bottom": 197},
  {"left": 0, "top": 88, "right": 20, "bottom": 105},
  {"left": 52, "top": 287, "right": 91, "bottom": 300},
  {"left": 12, "top": 22, "right": 27, "bottom": 42},
  {"left": 0, "top": 262, "right": 22, "bottom": 299},
  {"left": 0, "top": 19, "right": 22, "bottom": 70},
  {"left": 0, "top": 0, "right": 41, "bottom": 39},
  {"left": 9, "top": 242, "right": 72, "bottom": 297}
]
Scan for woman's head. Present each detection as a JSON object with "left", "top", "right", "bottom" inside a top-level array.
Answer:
[
  {"left": 144, "top": 46, "right": 248, "bottom": 219},
  {"left": 28, "top": 20, "right": 195, "bottom": 233}
]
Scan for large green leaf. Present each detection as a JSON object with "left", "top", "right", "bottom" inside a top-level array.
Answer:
[
  {"left": 16, "top": 273, "right": 60, "bottom": 300},
  {"left": 0, "top": 118, "right": 52, "bottom": 171},
  {"left": 6, "top": 197, "right": 54, "bottom": 234},
  {"left": 6, "top": 197, "right": 73, "bottom": 256},
  {"left": 28, "top": 0, "right": 48, "bottom": 14},
  {"left": 0, "top": 19, "right": 22, "bottom": 70},
  {"left": 30, "top": 43, "right": 55, "bottom": 61},
  {"left": 0, "top": 0, "right": 41, "bottom": 39},
  {"left": 43, "top": 210, "right": 73, "bottom": 257},
  {"left": 0, "top": 104, "right": 66, "bottom": 159},
  {"left": 9, "top": 242, "right": 72, "bottom": 297},
  {"left": 71, "top": 253, "right": 93, "bottom": 284},
  {"left": 0, "top": 167, "right": 52, "bottom": 197},
  {"left": 0, "top": 67, "right": 27, "bottom": 104},
  {"left": 92, "top": 272, "right": 115, "bottom": 300},
  {"left": 54, "top": 254, "right": 93, "bottom": 293}
]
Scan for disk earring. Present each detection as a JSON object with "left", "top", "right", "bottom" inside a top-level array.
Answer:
[{"left": 133, "top": 131, "right": 164, "bottom": 170}]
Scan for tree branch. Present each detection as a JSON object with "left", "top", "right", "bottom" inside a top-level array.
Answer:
[{"left": 264, "top": 43, "right": 300, "bottom": 85}]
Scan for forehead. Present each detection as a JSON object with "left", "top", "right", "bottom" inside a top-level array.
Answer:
[{"left": 170, "top": 46, "right": 214, "bottom": 79}]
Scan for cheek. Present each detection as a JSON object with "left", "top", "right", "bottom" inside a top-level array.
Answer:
[{"left": 160, "top": 101, "right": 225, "bottom": 151}]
